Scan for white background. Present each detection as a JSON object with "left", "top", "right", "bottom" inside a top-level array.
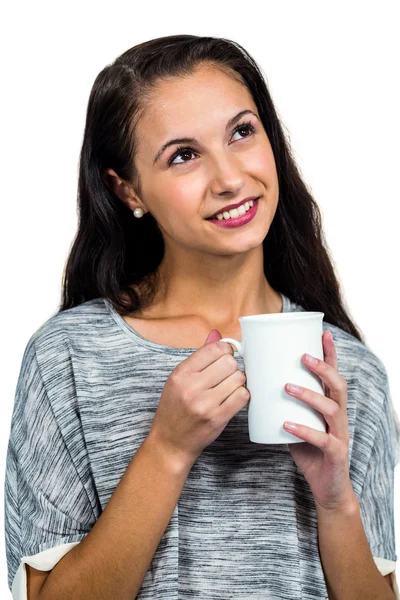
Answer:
[{"left": 1, "top": 0, "right": 399, "bottom": 595}]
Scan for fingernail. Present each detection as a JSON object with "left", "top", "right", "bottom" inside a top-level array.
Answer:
[
  {"left": 286, "top": 383, "right": 303, "bottom": 394},
  {"left": 305, "top": 354, "right": 318, "bottom": 364},
  {"left": 284, "top": 422, "right": 298, "bottom": 430}
]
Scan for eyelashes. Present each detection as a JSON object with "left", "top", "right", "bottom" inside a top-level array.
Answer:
[{"left": 167, "top": 120, "right": 256, "bottom": 167}]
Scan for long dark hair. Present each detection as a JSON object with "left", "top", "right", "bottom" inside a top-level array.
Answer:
[{"left": 59, "top": 34, "right": 364, "bottom": 343}]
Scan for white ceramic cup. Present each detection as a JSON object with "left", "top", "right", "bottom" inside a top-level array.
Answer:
[{"left": 220, "top": 311, "right": 327, "bottom": 444}]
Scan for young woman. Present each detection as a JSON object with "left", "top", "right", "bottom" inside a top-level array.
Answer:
[{"left": 5, "top": 35, "right": 399, "bottom": 599}]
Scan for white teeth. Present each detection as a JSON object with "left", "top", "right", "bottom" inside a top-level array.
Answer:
[{"left": 213, "top": 200, "right": 255, "bottom": 221}]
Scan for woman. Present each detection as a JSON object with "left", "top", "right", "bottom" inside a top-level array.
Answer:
[{"left": 5, "top": 35, "right": 399, "bottom": 599}]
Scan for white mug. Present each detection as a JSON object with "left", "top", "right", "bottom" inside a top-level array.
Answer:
[{"left": 220, "top": 311, "right": 327, "bottom": 444}]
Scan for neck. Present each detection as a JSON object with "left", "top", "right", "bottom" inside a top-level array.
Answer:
[{"left": 148, "top": 245, "right": 282, "bottom": 327}]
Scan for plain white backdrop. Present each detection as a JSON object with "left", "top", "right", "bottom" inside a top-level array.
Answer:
[{"left": 1, "top": 1, "right": 399, "bottom": 595}]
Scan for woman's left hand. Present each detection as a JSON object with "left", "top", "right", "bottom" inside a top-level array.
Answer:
[{"left": 283, "top": 329, "right": 356, "bottom": 512}]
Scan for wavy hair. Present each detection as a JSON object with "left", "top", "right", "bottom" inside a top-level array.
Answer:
[{"left": 59, "top": 34, "right": 364, "bottom": 343}]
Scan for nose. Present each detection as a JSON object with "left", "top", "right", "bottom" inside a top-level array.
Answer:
[{"left": 208, "top": 151, "right": 246, "bottom": 196}]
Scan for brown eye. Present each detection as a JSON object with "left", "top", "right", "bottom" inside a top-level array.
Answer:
[
  {"left": 168, "top": 147, "right": 196, "bottom": 166},
  {"left": 167, "top": 120, "right": 256, "bottom": 167},
  {"left": 232, "top": 123, "right": 255, "bottom": 140}
]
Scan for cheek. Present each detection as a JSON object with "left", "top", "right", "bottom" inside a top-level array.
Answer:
[
  {"left": 160, "top": 177, "right": 203, "bottom": 219},
  {"left": 246, "top": 143, "right": 278, "bottom": 181},
  {"left": 149, "top": 178, "right": 203, "bottom": 233}
]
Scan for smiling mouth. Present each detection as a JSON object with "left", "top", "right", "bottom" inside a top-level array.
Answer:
[
  {"left": 206, "top": 197, "right": 259, "bottom": 221},
  {"left": 205, "top": 197, "right": 259, "bottom": 228},
  {"left": 206, "top": 196, "right": 260, "bottom": 221}
]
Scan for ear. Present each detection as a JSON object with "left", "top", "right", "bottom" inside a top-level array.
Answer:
[{"left": 101, "top": 168, "right": 145, "bottom": 213}]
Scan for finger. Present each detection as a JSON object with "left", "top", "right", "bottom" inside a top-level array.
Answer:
[
  {"left": 209, "top": 368, "right": 248, "bottom": 408},
  {"left": 198, "top": 353, "right": 240, "bottom": 389},
  {"left": 182, "top": 340, "right": 234, "bottom": 374},
  {"left": 285, "top": 372, "right": 348, "bottom": 440},
  {"left": 285, "top": 384, "right": 339, "bottom": 422},
  {"left": 323, "top": 329, "right": 338, "bottom": 370},
  {"left": 285, "top": 384, "right": 345, "bottom": 438},
  {"left": 204, "top": 329, "right": 223, "bottom": 344},
  {"left": 283, "top": 421, "right": 344, "bottom": 458},
  {"left": 302, "top": 351, "right": 347, "bottom": 409},
  {"left": 322, "top": 329, "right": 337, "bottom": 397}
]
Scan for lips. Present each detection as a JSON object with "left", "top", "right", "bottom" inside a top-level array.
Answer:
[{"left": 206, "top": 196, "right": 261, "bottom": 220}]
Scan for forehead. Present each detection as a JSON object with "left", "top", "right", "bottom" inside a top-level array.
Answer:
[{"left": 137, "top": 66, "right": 256, "bottom": 143}]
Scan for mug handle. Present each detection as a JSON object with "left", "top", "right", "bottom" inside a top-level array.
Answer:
[{"left": 219, "top": 338, "right": 244, "bottom": 357}]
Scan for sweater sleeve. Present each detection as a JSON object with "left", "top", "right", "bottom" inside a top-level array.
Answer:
[
  {"left": 357, "top": 363, "right": 398, "bottom": 592},
  {"left": 4, "top": 335, "right": 98, "bottom": 597}
]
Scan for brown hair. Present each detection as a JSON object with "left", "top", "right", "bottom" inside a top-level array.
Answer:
[{"left": 59, "top": 34, "right": 364, "bottom": 343}]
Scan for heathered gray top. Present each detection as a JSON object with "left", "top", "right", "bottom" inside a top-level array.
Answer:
[{"left": 4, "top": 292, "right": 400, "bottom": 599}]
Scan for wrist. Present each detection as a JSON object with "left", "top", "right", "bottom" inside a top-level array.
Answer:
[
  {"left": 315, "top": 491, "right": 360, "bottom": 520},
  {"left": 145, "top": 430, "right": 196, "bottom": 476}
]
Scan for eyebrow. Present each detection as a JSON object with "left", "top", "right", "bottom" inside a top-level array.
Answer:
[{"left": 153, "top": 109, "right": 259, "bottom": 165}]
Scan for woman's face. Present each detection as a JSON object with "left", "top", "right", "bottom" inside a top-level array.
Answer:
[{"left": 132, "top": 64, "right": 279, "bottom": 257}]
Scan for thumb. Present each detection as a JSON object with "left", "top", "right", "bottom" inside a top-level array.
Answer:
[{"left": 204, "top": 329, "right": 223, "bottom": 344}]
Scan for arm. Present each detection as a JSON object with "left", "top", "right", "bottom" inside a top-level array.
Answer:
[
  {"left": 38, "top": 432, "right": 193, "bottom": 600},
  {"left": 384, "top": 573, "right": 395, "bottom": 588},
  {"left": 316, "top": 496, "right": 396, "bottom": 600}
]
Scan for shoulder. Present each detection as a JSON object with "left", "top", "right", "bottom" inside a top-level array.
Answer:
[
  {"left": 27, "top": 297, "right": 109, "bottom": 355},
  {"left": 289, "top": 298, "right": 385, "bottom": 377},
  {"left": 328, "top": 323, "right": 387, "bottom": 382},
  {"left": 18, "top": 298, "right": 110, "bottom": 391},
  {"left": 326, "top": 323, "right": 389, "bottom": 426},
  {"left": 32, "top": 297, "right": 107, "bottom": 338}
]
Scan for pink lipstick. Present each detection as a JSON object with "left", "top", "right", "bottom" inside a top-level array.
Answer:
[{"left": 207, "top": 198, "right": 259, "bottom": 228}]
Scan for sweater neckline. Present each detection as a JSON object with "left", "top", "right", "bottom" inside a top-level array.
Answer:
[{"left": 103, "top": 291, "right": 292, "bottom": 355}]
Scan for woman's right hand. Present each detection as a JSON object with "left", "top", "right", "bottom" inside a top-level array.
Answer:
[{"left": 148, "top": 330, "right": 250, "bottom": 469}]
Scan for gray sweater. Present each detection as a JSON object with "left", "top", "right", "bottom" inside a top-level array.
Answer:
[{"left": 4, "top": 292, "right": 399, "bottom": 598}]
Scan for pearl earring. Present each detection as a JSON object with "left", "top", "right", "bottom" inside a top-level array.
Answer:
[{"left": 133, "top": 208, "right": 144, "bottom": 218}]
